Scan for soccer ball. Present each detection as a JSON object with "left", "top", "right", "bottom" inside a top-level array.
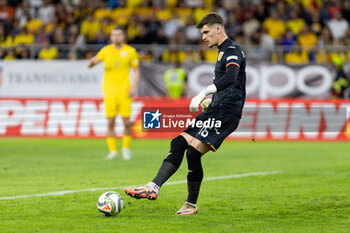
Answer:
[{"left": 97, "top": 191, "right": 124, "bottom": 216}]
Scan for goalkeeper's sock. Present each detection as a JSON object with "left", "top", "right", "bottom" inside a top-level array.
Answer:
[
  {"left": 152, "top": 135, "right": 188, "bottom": 187},
  {"left": 146, "top": 181, "right": 160, "bottom": 191},
  {"left": 122, "top": 135, "right": 132, "bottom": 149},
  {"left": 106, "top": 137, "right": 117, "bottom": 153},
  {"left": 186, "top": 146, "right": 203, "bottom": 205}
]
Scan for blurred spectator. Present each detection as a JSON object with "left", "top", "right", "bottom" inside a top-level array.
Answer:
[
  {"left": 163, "top": 60, "right": 187, "bottom": 99},
  {"left": 146, "top": 11, "right": 161, "bottom": 38},
  {"left": 286, "top": 9, "right": 305, "bottom": 35},
  {"left": 176, "top": 0, "right": 192, "bottom": 24},
  {"left": 260, "top": 26, "right": 275, "bottom": 51},
  {"left": 297, "top": 25, "right": 317, "bottom": 51},
  {"left": 0, "top": 0, "right": 348, "bottom": 63},
  {"left": 1, "top": 29, "right": 13, "bottom": 47},
  {"left": 156, "top": 1, "right": 172, "bottom": 22},
  {"left": 212, "top": 1, "right": 227, "bottom": 23},
  {"left": 80, "top": 14, "right": 100, "bottom": 43},
  {"left": 51, "top": 27, "right": 66, "bottom": 44},
  {"left": 126, "top": 16, "right": 138, "bottom": 41},
  {"left": 310, "top": 10, "right": 322, "bottom": 35},
  {"left": 173, "top": 28, "right": 187, "bottom": 45},
  {"left": 331, "top": 49, "right": 349, "bottom": 99},
  {"left": 164, "top": 13, "right": 183, "bottom": 38},
  {"left": 298, "top": 24, "right": 318, "bottom": 62},
  {"left": 45, "top": 15, "right": 60, "bottom": 35},
  {"left": 13, "top": 27, "right": 34, "bottom": 45},
  {"left": 342, "top": 0, "right": 350, "bottom": 23},
  {"left": 162, "top": 37, "right": 186, "bottom": 63},
  {"left": 233, "top": 31, "right": 244, "bottom": 46},
  {"left": 254, "top": 2, "right": 268, "bottom": 23},
  {"left": 154, "top": 27, "right": 168, "bottom": 45},
  {"left": 38, "top": 0, "right": 54, "bottom": 24},
  {"left": 73, "top": 1, "right": 93, "bottom": 22},
  {"left": 61, "top": 0, "right": 81, "bottom": 13},
  {"left": 316, "top": 27, "right": 333, "bottom": 63},
  {"left": 107, "top": 0, "right": 118, "bottom": 9},
  {"left": 276, "top": 1, "right": 287, "bottom": 21},
  {"left": 263, "top": 10, "right": 285, "bottom": 40},
  {"left": 94, "top": 29, "right": 108, "bottom": 44},
  {"left": 25, "top": 15, "right": 44, "bottom": 33},
  {"left": 17, "top": 45, "right": 30, "bottom": 59},
  {"left": 33, "top": 26, "right": 48, "bottom": 44},
  {"left": 225, "top": 11, "right": 241, "bottom": 39},
  {"left": 0, "top": 0, "right": 15, "bottom": 21},
  {"left": 38, "top": 40, "right": 58, "bottom": 59},
  {"left": 0, "top": 23, "right": 10, "bottom": 46},
  {"left": 327, "top": 11, "right": 349, "bottom": 41},
  {"left": 100, "top": 18, "right": 115, "bottom": 37},
  {"left": 55, "top": 2, "right": 69, "bottom": 24},
  {"left": 183, "top": 47, "right": 201, "bottom": 62},
  {"left": 4, "top": 48, "right": 16, "bottom": 59},
  {"left": 317, "top": 27, "right": 333, "bottom": 47},
  {"left": 184, "top": 15, "right": 200, "bottom": 44},
  {"left": 70, "top": 24, "right": 86, "bottom": 50},
  {"left": 29, "top": 0, "right": 43, "bottom": 9},
  {"left": 111, "top": 0, "right": 131, "bottom": 26},
  {"left": 285, "top": 43, "right": 309, "bottom": 64},
  {"left": 131, "top": 23, "right": 152, "bottom": 44},
  {"left": 15, "top": 0, "right": 34, "bottom": 25},
  {"left": 344, "top": 29, "right": 350, "bottom": 46},
  {"left": 292, "top": 2, "right": 312, "bottom": 25},
  {"left": 193, "top": 2, "right": 211, "bottom": 24},
  {"left": 134, "top": 0, "right": 152, "bottom": 21},
  {"left": 185, "top": 0, "right": 202, "bottom": 8},
  {"left": 242, "top": 10, "right": 260, "bottom": 44},
  {"left": 246, "top": 30, "right": 271, "bottom": 61},
  {"left": 280, "top": 29, "right": 296, "bottom": 53},
  {"left": 93, "top": 0, "right": 111, "bottom": 20}
]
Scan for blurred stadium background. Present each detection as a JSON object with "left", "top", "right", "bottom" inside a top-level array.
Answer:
[{"left": 0, "top": 0, "right": 350, "bottom": 139}]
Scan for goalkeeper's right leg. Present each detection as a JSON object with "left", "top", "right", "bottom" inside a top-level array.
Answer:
[{"left": 125, "top": 135, "right": 188, "bottom": 200}]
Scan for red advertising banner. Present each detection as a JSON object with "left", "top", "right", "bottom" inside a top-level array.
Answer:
[{"left": 0, "top": 97, "right": 349, "bottom": 140}]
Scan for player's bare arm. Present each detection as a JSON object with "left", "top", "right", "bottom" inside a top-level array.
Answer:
[
  {"left": 129, "top": 66, "right": 140, "bottom": 97},
  {"left": 87, "top": 56, "right": 102, "bottom": 68}
]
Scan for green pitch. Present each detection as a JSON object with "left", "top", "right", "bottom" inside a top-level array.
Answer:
[{"left": 0, "top": 138, "right": 349, "bottom": 233}]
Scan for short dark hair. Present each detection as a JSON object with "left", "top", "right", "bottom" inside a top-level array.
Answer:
[
  {"left": 113, "top": 26, "right": 126, "bottom": 34},
  {"left": 196, "top": 12, "right": 224, "bottom": 29}
]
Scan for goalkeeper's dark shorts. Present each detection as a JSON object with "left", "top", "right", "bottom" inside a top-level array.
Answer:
[{"left": 183, "top": 104, "right": 240, "bottom": 152}]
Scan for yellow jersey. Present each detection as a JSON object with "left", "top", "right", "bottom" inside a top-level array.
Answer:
[
  {"left": 38, "top": 47, "right": 58, "bottom": 60},
  {"left": 97, "top": 44, "right": 139, "bottom": 96}
]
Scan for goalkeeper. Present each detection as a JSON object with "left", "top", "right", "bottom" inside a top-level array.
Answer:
[{"left": 125, "top": 13, "right": 246, "bottom": 215}]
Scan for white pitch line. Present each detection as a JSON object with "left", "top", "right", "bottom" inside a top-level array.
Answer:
[{"left": 0, "top": 171, "right": 278, "bottom": 200}]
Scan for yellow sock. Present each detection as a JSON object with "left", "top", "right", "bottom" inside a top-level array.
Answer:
[
  {"left": 106, "top": 137, "right": 117, "bottom": 152},
  {"left": 122, "top": 135, "right": 132, "bottom": 149}
]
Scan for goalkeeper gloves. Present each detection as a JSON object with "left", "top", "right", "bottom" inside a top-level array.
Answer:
[{"left": 189, "top": 84, "right": 217, "bottom": 112}]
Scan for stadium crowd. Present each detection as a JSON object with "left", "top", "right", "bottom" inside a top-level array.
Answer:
[{"left": 0, "top": 0, "right": 349, "bottom": 64}]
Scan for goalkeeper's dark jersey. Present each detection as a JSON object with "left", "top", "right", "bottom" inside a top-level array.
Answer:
[{"left": 211, "top": 38, "right": 246, "bottom": 118}]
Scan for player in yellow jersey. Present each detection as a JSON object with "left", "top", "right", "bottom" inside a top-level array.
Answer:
[{"left": 88, "top": 27, "right": 140, "bottom": 160}]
